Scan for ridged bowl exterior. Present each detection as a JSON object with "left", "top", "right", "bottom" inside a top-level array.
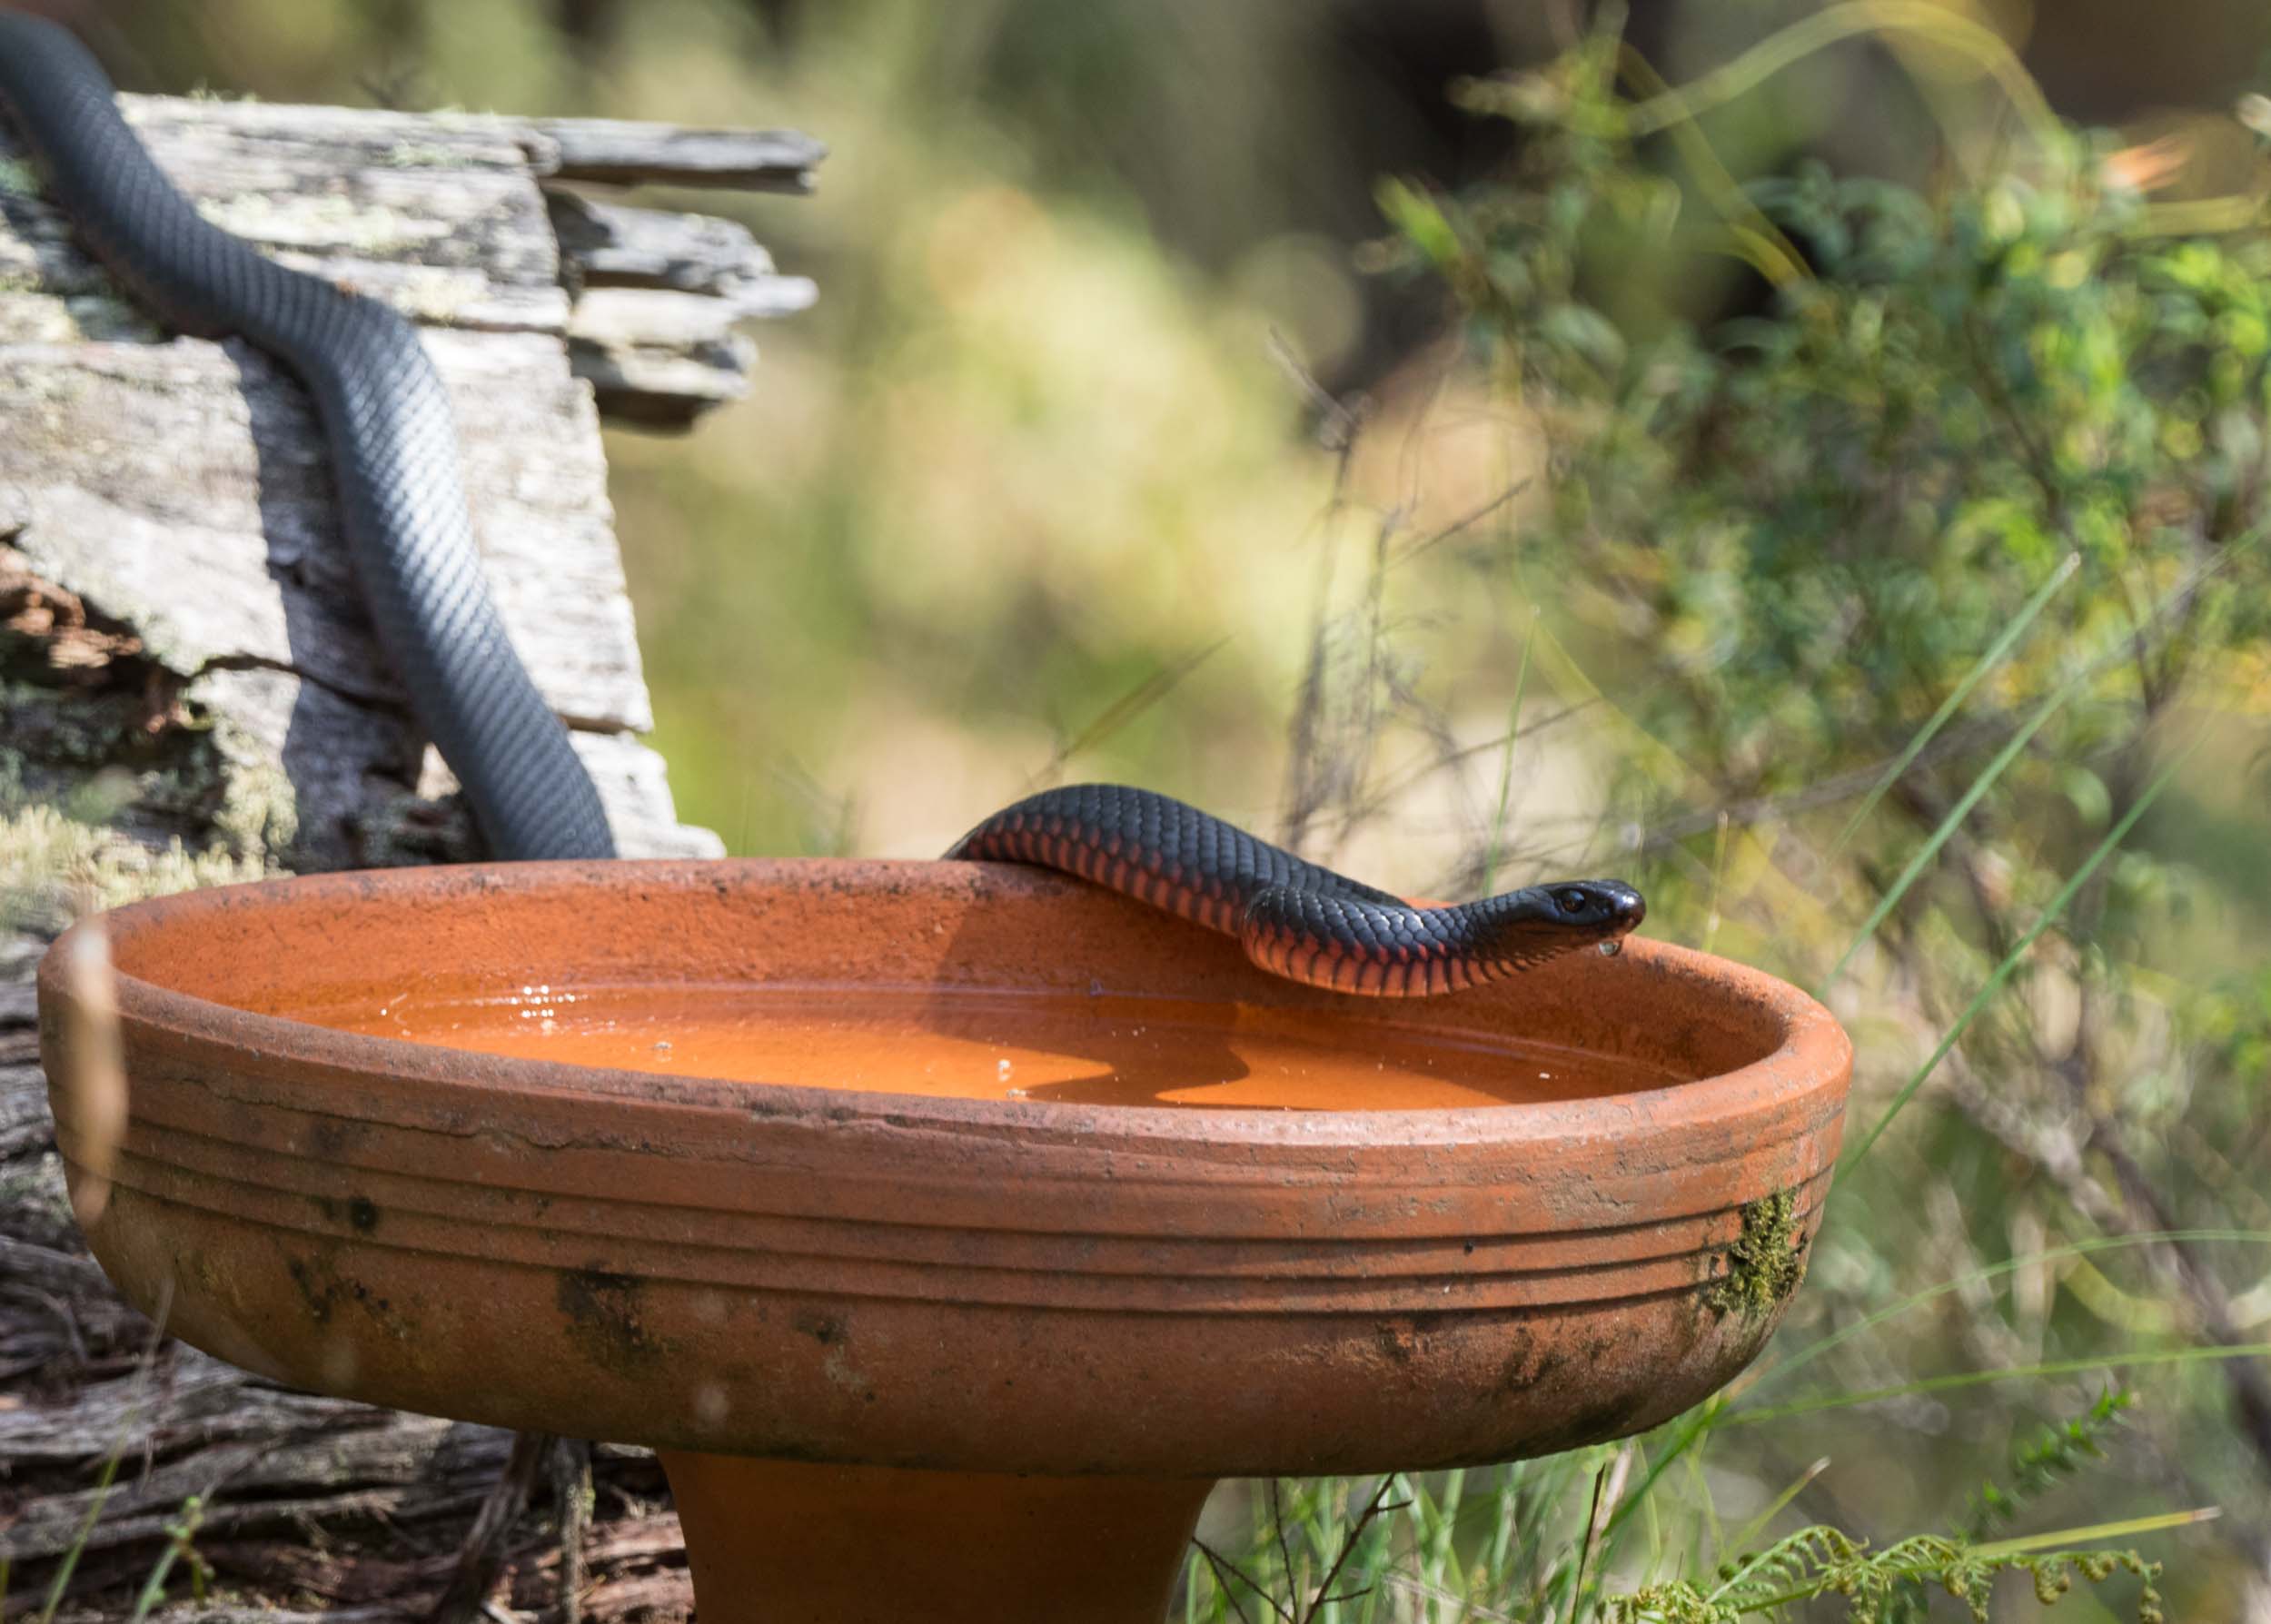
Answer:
[{"left": 40, "top": 859, "right": 1851, "bottom": 1474}]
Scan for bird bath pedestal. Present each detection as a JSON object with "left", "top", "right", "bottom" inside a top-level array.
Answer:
[{"left": 39, "top": 860, "right": 1850, "bottom": 1623}]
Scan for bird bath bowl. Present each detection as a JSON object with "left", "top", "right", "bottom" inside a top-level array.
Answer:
[{"left": 39, "top": 859, "right": 1851, "bottom": 1622}]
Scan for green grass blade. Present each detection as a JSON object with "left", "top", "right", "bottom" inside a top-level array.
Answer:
[
  {"left": 1731, "top": 1342, "right": 2271, "bottom": 1427},
  {"left": 1481, "top": 620, "right": 1537, "bottom": 896},
  {"left": 1817, "top": 518, "right": 2271, "bottom": 996},
  {"left": 1829, "top": 551, "right": 2078, "bottom": 859},
  {"left": 1748, "top": 1228, "right": 2271, "bottom": 1395},
  {"left": 1719, "top": 1457, "right": 1830, "bottom": 1575},
  {"left": 1818, "top": 659, "right": 2088, "bottom": 995},
  {"left": 1839, "top": 731, "right": 2201, "bottom": 1171},
  {"left": 1968, "top": 1506, "right": 2219, "bottom": 1559},
  {"left": 37, "top": 1452, "right": 123, "bottom": 1624},
  {"left": 1602, "top": 1397, "right": 1725, "bottom": 1542},
  {"left": 128, "top": 1550, "right": 178, "bottom": 1622}
]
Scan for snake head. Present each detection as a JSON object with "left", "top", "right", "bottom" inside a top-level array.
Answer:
[{"left": 1530, "top": 880, "right": 1646, "bottom": 957}]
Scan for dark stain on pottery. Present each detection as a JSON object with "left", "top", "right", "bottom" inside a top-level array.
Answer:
[
  {"left": 559, "top": 1267, "right": 666, "bottom": 1371},
  {"left": 1493, "top": 1329, "right": 1565, "bottom": 1397},
  {"left": 1527, "top": 1392, "right": 1651, "bottom": 1456},
  {"left": 286, "top": 1254, "right": 335, "bottom": 1324},
  {"left": 795, "top": 1311, "right": 846, "bottom": 1346}
]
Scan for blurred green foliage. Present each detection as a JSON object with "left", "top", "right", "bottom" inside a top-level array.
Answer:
[{"left": 1180, "top": 12, "right": 2271, "bottom": 1619}]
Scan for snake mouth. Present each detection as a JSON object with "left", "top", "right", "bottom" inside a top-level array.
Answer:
[
  {"left": 1552, "top": 880, "right": 1644, "bottom": 937},
  {"left": 1590, "top": 883, "right": 1647, "bottom": 957}
]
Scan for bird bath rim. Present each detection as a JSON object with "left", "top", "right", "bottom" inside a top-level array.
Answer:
[{"left": 46, "top": 856, "right": 1846, "bottom": 1146}]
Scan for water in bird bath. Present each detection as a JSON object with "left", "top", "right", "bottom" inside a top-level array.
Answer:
[{"left": 285, "top": 982, "right": 1685, "bottom": 1110}]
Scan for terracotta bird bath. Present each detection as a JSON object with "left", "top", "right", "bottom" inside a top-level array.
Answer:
[{"left": 38, "top": 859, "right": 1851, "bottom": 1622}]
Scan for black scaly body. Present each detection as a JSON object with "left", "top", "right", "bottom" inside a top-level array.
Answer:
[{"left": 951, "top": 786, "right": 1644, "bottom": 996}]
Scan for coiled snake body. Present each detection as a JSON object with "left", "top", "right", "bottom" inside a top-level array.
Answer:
[{"left": 0, "top": 15, "right": 1643, "bottom": 994}]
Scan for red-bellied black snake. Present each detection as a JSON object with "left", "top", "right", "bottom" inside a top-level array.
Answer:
[{"left": 951, "top": 786, "right": 1641, "bottom": 995}]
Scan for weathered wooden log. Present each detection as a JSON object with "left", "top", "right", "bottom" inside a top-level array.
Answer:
[
  {"left": 533, "top": 117, "right": 825, "bottom": 192},
  {"left": 0, "top": 88, "right": 817, "bottom": 1622},
  {"left": 1, "top": 91, "right": 823, "bottom": 877},
  {"left": 548, "top": 190, "right": 817, "bottom": 422},
  {"left": 546, "top": 191, "right": 815, "bottom": 302}
]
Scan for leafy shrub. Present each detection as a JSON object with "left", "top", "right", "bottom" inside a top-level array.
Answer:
[{"left": 1188, "top": 10, "right": 2271, "bottom": 1619}]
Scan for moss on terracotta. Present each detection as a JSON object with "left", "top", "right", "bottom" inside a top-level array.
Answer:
[{"left": 1706, "top": 1189, "right": 1807, "bottom": 1321}]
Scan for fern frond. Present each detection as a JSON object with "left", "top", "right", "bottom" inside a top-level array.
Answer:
[{"left": 1603, "top": 1526, "right": 2165, "bottom": 1624}]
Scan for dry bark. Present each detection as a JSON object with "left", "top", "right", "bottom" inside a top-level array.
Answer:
[
  {"left": 0, "top": 88, "right": 817, "bottom": 1624},
  {"left": 534, "top": 117, "right": 825, "bottom": 192}
]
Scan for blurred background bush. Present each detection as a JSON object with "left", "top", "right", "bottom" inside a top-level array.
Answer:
[{"left": 30, "top": 0, "right": 2271, "bottom": 1616}]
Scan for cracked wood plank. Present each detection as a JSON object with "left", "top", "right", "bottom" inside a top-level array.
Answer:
[
  {"left": 547, "top": 190, "right": 816, "bottom": 306},
  {"left": 549, "top": 190, "right": 818, "bottom": 422},
  {"left": 534, "top": 116, "right": 825, "bottom": 192},
  {"left": 0, "top": 91, "right": 822, "bottom": 422},
  {"left": 3, "top": 98, "right": 567, "bottom": 334}
]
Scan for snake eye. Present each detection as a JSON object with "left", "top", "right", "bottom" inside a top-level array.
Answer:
[{"left": 1556, "top": 887, "right": 1593, "bottom": 915}]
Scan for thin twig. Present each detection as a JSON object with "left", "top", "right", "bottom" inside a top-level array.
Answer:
[
  {"left": 1032, "top": 636, "right": 1231, "bottom": 789},
  {"left": 1564, "top": 1463, "right": 1613, "bottom": 1624},
  {"left": 1391, "top": 479, "right": 1531, "bottom": 566},
  {"left": 1269, "top": 1479, "right": 1296, "bottom": 1613},
  {"left": 1194, "top": 1537, "right": 1276, "bottom": 1624},
  {"left": 548, "top": 1438, "right": 590, "bottom": 1624},
  {"left": 427, "top": 1431, "right": 551, "bottom": 1624},
  {"left": 1300, "top": 1477, "right": 1407, "bottom": 1624}
]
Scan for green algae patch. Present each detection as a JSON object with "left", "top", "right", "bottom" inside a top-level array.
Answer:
[{"left": 1706, "top": 1189, "right": 1807, "bottom": 1320}]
